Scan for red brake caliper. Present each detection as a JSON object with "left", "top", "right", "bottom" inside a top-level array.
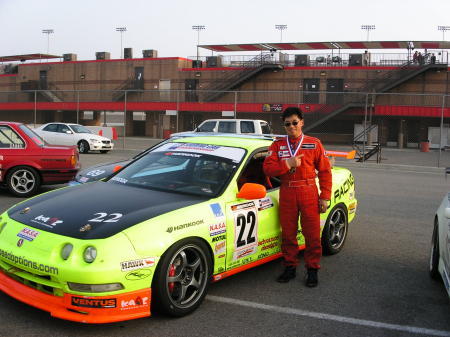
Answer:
[{"left": 168, "top": 264, "right": 176, "bottom": 292}]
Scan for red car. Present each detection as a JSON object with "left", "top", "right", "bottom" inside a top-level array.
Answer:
[{"left": 0, "top": 122, "right": 80, "bottom": 197}]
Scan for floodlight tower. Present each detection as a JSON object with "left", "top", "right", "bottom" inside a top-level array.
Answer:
[
  {"left": 275, "top": 24, "right": 288, "bottom": 42},
  {"left": 192, "top": 25, "right": 206, "bottom": 61},
  {"left": 361, "top": 25, "right": 376, "bottom": 41},
  {"left": 42, "top": 29, "right": 54, "bottom": 54},
  {"left": 438, "top": 25, "right": 450, "bottom": 41},
  {"left": 116, "top": 27, "right": 127, "bottom": 58}
]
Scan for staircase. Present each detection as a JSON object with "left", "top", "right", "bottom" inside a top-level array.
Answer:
[
  {"left": 303, "top": 61, "right": 447, "bottom": 133},
  {"left": 352, "top": 124, "right": 381, "bottom": 163},
  {"left": 112, "top": 77, "right": 142, "bottom": 101},
  {"left": 20, "top": 81, "right": 64, "bottom": 102},
  {"left": 201, "top": 53, "right": 283, "bottom": 102}
]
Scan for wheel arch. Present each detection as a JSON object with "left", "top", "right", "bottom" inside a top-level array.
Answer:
[
  {"left": 3, "top": 164, "right": 43, "bottom": 183},
  {"left": 151, "top": 235, "right": 214, "bottom": 287}
]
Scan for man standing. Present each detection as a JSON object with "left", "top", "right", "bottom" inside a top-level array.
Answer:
[{"left": 263, "top": 107, "right": 332, "bottom": 287}]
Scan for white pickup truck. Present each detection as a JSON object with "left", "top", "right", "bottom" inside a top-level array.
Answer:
[{"left": 174, "top": 119, "right": 272, "bottom": 136}]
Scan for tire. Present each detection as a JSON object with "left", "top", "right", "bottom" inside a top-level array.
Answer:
[
  {"left": 429, "top": 219, "right": 440, "bottom": 280},
  {"left": 321, "top": 204, "right": 348, "bottom": 255},
  {"left": 6, "top": 166, "right": 41, "bottom": 197},
  {"left": 78, "top": 140, "right": 90, "bottom": 154},
  {"left": 152, "top": 238, "right": 212, "bottom": 317},
  {"left": 100, "top": 150, "right": 109, "bottom": 154}
]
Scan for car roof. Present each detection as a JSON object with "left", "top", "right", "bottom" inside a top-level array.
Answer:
[
  {"left": 201, "top": 119, "right": 268, "bottom": 123},
  {"left": 0, "top": 121, "right": 22, "bottom": 126}
]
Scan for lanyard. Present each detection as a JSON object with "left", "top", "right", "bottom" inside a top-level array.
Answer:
[{"left": 286, "top": 134, "right": 304, "bottom": 157}]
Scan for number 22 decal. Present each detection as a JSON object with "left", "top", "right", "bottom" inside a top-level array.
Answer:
[
  {"left": 89, "top": 212, "right": 123, "bottom": 223},
  {"left": 234, "top": 207, "right": 258, "bottom": 250}
]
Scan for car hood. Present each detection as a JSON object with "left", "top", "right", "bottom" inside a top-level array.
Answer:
[
  {"left": 7, "top": 182, "right": 208, "bottom": 240},
  {"left": 84, "top": 134, "right": 111, "bottom": 142},
  {"left": 73, "top": 159, "right": 132, "bottom": 183}
]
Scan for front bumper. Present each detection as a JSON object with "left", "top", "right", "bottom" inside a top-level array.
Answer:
[
  {"left": 0, "top": 270, "right": 151, "bottom": 323},
  {"left": 90, "top": 142, "right": 114, "bottom": 151}
]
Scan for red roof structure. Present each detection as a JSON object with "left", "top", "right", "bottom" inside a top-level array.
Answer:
[
  {"left": 199, "top": 41, "right": 450, "bottom": 52},
  {"left": 0, "top": 54, "right": 61, "bottom": 63}
]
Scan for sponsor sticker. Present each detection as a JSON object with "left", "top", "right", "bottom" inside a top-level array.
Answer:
[
  {"left": 301, "top": 143, "right": 316, "bottom": 149},
  {"left": 233, "top": 246, "right": 257, "bottom": 261},
  {"left": 166, "top": 219, "right": 204, "bottom": 233},
  {"left": 31, "top": 215, "right": 63, "bottom": 229},
  {"left": 121, "top": 258, "right": 155, "bottom": 272},
  {"left": 79, "top": 177, "right": 89, "bottom": 183},
  {"left": 86, "top": 169, "right": 106, "bottom": 177},
  {"left": 214, "top": 241, "right": 226, "bottom": 255},
  {"left": 71, "top": 296, "right": 116, "bottom": 308},
  {"left": 210, "top": 203, "right": 224, "bottom": 218},
  {"left": 125, "top": 269, "right": 152, "bottom": 280},
  {"left": 120, "top": 296, "right": 149, "bottom": 310},
  {"left": 154, "top": 142, "right": 246, "bottom": 162},
  {"left": 17, "top": 228, "right": 39, "bottom": 242},
  {"left": 209, "top": 222, "right": 226, "bottom": 236},
  {"left": 212, "top": 234, "right": 226, "bottom": 242},
  {"left": 258, "top": 197, "right": 273, "bottom": 211}
]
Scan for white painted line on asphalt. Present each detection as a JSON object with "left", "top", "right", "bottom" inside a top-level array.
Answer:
[{"left": 207, "top": 295, "right": 450, "bottom": 337}]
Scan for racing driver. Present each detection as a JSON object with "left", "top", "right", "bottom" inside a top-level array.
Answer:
[{"left": 263, "top": 107, "right": 332, "bottom": 287}]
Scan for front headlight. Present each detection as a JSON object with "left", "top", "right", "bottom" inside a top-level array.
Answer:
[
  {"left": 61, "top": 243, "right": 73, "bottom": 260},
  {"left": 0, "top": 220, "right": 6, "bottom": 234},
  {"left": 83, "top": 246, "right": 97, "bottom": 263},
  {"left": 89, "top": 139, "right": 102, "bottom": 143},
  {"left": 68, "top": 282, "right": 124, "bottom": 293}
]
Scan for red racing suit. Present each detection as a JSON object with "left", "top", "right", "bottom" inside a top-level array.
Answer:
[{"left": 263, "top": 134, "right": 332, "bottom": 269}]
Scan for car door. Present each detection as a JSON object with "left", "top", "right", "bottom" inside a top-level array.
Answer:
[
  {"left": 56, "top": 124, "right": 76, "bottom": 146},
  {"left": 39, "top": 123, "right": 59, "bottom": 144},
  {"left": 225, "top": 150, "right": 281, "bottom": 271},
  {"left": 0, "top": 125, "right": 27, "bottom": 182},
  {"left": 218, "top": 121, "right": 236, "bottom": 133}
]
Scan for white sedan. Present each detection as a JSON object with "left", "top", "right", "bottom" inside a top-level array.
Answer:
[
  {"left": 430, "top": 182, "right": 450, "bottom": 298},
  {"left": 34, "top": 123, "right": 114, "bottom": 154}
]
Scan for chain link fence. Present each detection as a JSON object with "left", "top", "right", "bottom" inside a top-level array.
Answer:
[{"left": 0, "top": 89, "right": 449, "bottom": 167}]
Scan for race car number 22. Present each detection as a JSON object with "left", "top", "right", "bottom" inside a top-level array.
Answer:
[{"left": 233, "top": 207, "right": 258, "bottom": 250}]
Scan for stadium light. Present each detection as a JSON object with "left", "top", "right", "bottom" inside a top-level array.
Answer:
[
  {"left": 361, "top": 25, "right": 376, "bottom": 41},
  {"left": 115, "top": 27, "right": 127, "bottom": 59},
  {"left": 192, "top": 25, "right": 206, "bottom": 61},
  {"left": 275, "top": 24, "right": 288, "bottom": 42},
  {"left": 438, "top": 26, "right": 450, "bottom": 41},
  {"left": 42, "top": 29, "right": 54, "bottom": 54}
]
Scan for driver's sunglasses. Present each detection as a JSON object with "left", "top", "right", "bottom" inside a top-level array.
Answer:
[{"left": 284, "top": 121, "right": 300, "bottom": 127}]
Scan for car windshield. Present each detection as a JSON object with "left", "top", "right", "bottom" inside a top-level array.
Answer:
[
  {"left": 70, "top": 124, "right": 93, "bottom": 134},
  {"left": 20, "top": 124, "right": 45, "bottom": 146},
  {"left": 108, "top": 142, "right": 246, "bottom": 196}
]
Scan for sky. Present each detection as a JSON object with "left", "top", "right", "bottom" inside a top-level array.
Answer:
[{"left": 1, "top": 0, "right": 450, "bottom": 61}]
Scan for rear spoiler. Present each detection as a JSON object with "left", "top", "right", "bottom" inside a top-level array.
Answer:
[{"left": 325, "top": 150, "right": 356, "bottom": 160}]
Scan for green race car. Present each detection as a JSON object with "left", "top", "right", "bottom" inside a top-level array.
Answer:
[{"left": 0, "top": 135, "right": 357, "bottom": 323}]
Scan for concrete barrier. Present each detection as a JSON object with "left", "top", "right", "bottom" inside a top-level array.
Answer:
[{"left": 84, "top": 126, "right": 118, "bottom": 140}]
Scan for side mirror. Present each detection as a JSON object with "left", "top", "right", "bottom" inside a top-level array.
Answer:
[
  {"left": 236, "top": 183, "right": 266, "bottom": 200},
  {"left": 66, "top": 130, "right": 73, "bottom": 134},
  {"left": 113, "top": 165, "right": 123, "bottom": 173},
  {"left": 444, "top": 207, "right": 450, "bottom": 219}
]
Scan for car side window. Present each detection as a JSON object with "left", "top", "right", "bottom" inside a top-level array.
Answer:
[
  {"left": 240, "top": 121, "right": 255, "bottom": 134},
  {"left": 0, "top": 126, "right": 25, "bottom": 148},
  {"left": 43, "top": 124, "right": 58, "bottom": 132},
  {"left": 218, "top": 121, "right": 236, "bottom": 133},
  {"left": 197, "top": 121, "right": 216, "bottom": 132},
  {"left": 237, "top": 151, "right": 280, "bottom": 190},
  {"left": 260, "top": 122, "right": 271, "bottom": 134},
  {"left": 58, "top": 125, "right": 70, "bottom": 133}
]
